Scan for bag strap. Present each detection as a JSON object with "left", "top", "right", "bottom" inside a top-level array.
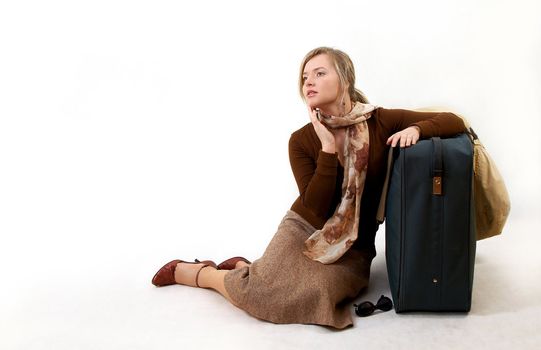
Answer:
[{"left": 376, "top": 147, "right": 395, "bottom": 224}]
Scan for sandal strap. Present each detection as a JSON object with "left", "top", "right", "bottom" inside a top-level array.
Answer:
[{"left": 195, "top": 264, "right": 212, "bottom": 288}]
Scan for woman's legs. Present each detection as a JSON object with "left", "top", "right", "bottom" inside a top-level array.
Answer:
[{"left": 174, "top": 261, "right": 251, "bottom": 306}]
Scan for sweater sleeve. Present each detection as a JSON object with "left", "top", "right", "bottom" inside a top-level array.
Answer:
[
  {"left": 288, "top": 134, "right": 339, "bottom": 221},
  {"left": 379, "top": 108, "right": 467, "bottom": 139}
]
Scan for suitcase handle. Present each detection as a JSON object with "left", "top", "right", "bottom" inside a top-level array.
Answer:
[{"left": 432, "top": 137, "right": 443, "bottom": 195}]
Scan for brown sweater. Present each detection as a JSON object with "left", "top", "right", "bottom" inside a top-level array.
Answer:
[{"left": 288, "top": 107, "right": 467, "bottom": 254}]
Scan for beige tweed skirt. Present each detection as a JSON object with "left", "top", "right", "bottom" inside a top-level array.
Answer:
[{"left": 223, "top": 210, "right": 375, "bottom": 329}]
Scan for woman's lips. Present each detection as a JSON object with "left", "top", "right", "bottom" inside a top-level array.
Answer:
[{"left": 307, "top": 91, "right": 317, "bottom": 98}]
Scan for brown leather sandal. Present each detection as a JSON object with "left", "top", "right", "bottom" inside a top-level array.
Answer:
[
  {"left": 152, "top": 259, "right": 217, "bottom": 287},
  {"left": 217, "top": 256, "right": 252, "bottom": 270}
]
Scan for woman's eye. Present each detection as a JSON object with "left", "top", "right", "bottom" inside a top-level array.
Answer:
[
  {"left": 316, "top": 71, "right": 325, "bottom": 77},
  {"left": 302, "top": 76, "right": 307, "bottom": 81}
]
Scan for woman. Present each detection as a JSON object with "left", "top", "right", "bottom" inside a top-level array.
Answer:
[{"left": 151, "top": 47, "right": 466, "bottom": 329}]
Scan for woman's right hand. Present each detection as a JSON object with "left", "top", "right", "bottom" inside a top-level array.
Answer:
[{"left": 308, "top": 105, "right": 336, "bottom": 154}]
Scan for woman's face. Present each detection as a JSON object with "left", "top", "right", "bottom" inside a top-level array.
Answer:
[{"left": 302, "top": 54, "right": 342, "bottom": 109}]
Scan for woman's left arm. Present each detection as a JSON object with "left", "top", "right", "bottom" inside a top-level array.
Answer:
[{"left": 382, "top": 108, "right": 467, "bottom": 147}]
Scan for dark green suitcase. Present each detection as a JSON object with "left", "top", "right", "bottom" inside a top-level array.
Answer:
[{"left": 384, "top": 133, "right": 476, "bottom": 312}]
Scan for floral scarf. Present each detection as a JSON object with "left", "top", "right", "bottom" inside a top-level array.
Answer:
[{"left": 303, "top": 101, "right": 378, "bottom": 264}]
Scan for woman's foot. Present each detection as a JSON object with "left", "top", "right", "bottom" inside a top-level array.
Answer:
[
  {"left": 152, "top": 259, "right": 217, "bottom": 287},
  {"left": 234, "top": 260, "right": 250, "bottom": 269},
  {"left": 174, "top": 262, "right": 216, "bottom": 287},
  {"left": 217, "top": 256, "right": 252, "bottom": 270}
]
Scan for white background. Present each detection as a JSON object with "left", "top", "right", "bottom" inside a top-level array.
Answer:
[{"left": 1, "top": 1, "right": 540, "bottom": 349}]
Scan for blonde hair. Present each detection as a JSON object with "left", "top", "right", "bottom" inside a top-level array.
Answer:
[{"left": 298, "top": 47, "right": 369, "bottom": 106}]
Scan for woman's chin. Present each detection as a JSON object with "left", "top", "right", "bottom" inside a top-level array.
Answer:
[
  {"left": 307, "top": 100, "right": 322, "bottom": 109},
  {"left": 307, "top": 98, "right": 333, "bottom": 110}
]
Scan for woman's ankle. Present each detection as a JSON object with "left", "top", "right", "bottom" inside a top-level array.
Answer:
[{"left": 174, "top": 263, "right": 214, "bottom": 287}]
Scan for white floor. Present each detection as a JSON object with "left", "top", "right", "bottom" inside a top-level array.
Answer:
[{"left": 3, "top": 211, "right": 540, "bottom": 350}]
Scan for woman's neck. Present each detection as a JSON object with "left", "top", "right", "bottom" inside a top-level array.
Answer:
[{"left": 319, "top": 98, "right": 354, "bottom": 118}]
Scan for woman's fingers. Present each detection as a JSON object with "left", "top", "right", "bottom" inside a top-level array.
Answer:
[
  {"left": 307, "top": 106, "right": 325, "bottom": 131},
  {"left": 400, "top": 135, "right": 407, "bottom": 148},
  {"left": 307, "top": 105, "right": 317, "bottom": 123},
  {"left": 409, "top": 133, "right": 419, "bottom": 146},
  {"left": 386, "top": 127, "right": 420, "bottom": 148},
  {"left": 386, "top": 134, "right": 400, "bottom": 147},
  {"left": 307, "top": 105, "right": 335, "bottom": 147}
]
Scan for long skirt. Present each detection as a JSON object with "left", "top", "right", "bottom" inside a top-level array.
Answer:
[{"left": 223, "top": 210, "right": 375, "bottom": 329}]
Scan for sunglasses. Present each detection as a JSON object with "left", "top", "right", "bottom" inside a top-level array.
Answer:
[{"left": 354, "top": 295, "right": 393, "bottom": 317}]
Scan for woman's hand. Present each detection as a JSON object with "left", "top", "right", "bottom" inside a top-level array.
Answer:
[
  {"left": 308, "top": 105, "right": 336, "bottom": 153},
  {"left": 386, "top": 126, "right": 421, "bottom": 148}
]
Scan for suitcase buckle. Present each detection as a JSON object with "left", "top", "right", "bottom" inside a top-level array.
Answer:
[{"left": 433, "top": 175, "right": 443, "bottom": 195}]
